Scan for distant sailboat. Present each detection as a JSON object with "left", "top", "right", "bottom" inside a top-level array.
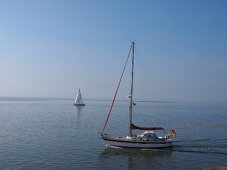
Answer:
[{"left": 74, "top": 89, "right": 85, "bottom": 106}]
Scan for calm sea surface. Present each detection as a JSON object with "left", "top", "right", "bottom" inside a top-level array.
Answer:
[{"left": 0, "top": 98, "right": 227, "bottom": 169}]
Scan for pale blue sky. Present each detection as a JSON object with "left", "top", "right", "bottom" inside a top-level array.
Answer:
[{"left": 0, "top": 0, "right": 226, "bottom": 102}]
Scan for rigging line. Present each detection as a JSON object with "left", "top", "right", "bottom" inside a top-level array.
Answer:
[
  {"left": 135, "top": 45, "right": 162, "bottom": 116},
  {"left": 102, "top": 43, "right": 133, "bottom": 132},
  {"left": 135, "top": 45, "right": 153, "bottom": 114},
  {"left": 136, "top": 45, "right": 157, "bottom": 101}
]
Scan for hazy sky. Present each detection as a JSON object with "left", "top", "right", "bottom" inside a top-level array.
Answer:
[{"left": 0, "top": 0, "right": 226, "bottom": 102}]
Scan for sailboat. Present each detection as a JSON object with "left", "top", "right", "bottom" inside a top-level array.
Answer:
[
  {"left": 100, "top": 41, "right": 176, "bottom": 148},
  {"left": 74, "top": 88, "right": 85, "bottom": 106}
]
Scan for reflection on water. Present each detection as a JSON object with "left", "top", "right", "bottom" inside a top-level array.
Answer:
[
  {"left": 0, "top": 135, "right": 13, "bottom": 143},
  {"left": 75, "top": 106, "right": 84, "bottom": 114},
  {"left": 73, "top": 106, "right": 84, "bottom": 128},
  {"left": 100, "top": 147, "right": 172, "bottom": 170}
]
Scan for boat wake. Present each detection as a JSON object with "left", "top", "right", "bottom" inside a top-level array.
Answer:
[
  {"left": 104, "top": 137, "right": 227, "bottom": 155},
  {"left": 172, "top": 137, "right": 227, "bottom": 155}
]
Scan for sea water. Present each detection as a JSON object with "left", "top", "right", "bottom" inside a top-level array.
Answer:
[{"left": 0, "top": 98, "right": 226, "bottom": 169}]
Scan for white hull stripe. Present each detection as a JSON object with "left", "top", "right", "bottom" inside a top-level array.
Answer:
[{"left": 103, "top": 138, "right": 171, "bottom": 145}]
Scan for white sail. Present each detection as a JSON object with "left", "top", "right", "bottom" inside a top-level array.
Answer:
[{"left": 74, "top": 88, "right": 85, "bottom": 106}]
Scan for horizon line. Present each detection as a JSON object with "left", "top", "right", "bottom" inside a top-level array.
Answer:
[{"left": 0, "top": 96, "right": 180, "bottom": 103}]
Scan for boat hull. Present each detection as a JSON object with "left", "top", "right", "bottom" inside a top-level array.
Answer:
[
  {"left": 74, "top": 103, "right": 85, "bottom": 106},
  {"left": 102, "top": 137, "right": 172, "bottom": 149}
]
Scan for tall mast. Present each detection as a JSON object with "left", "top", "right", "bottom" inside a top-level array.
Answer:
[{"left": 129, "top": 41, "right": 135, "bottom": 136}]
